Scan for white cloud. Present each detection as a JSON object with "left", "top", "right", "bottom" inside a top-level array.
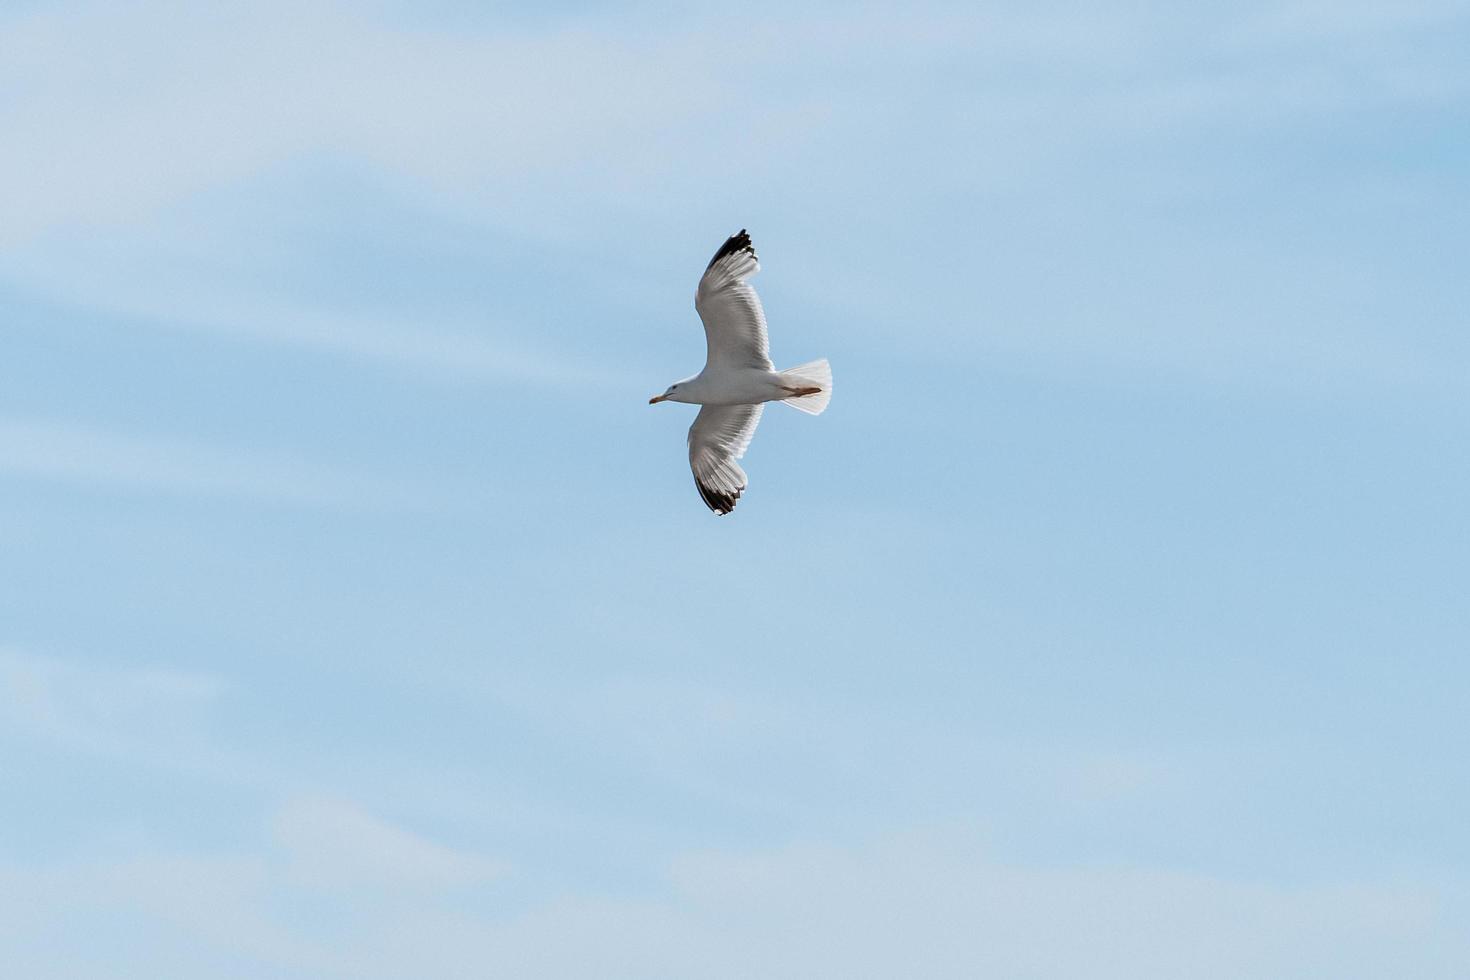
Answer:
[
  {"left": 3, "top": 0, "right": 1464, "bottom": 392},
  {"left": 0, "top": 646, "right": 300, "bottom": 798},
  {"left": 0, "top": 416, "right": 441, "bottom": 510},
  {"left": 0, "top": 0, "right": 733, "bottom": 245},
  {"left": 272, "top": 796, "right": 504, "bottom": 890},
  {"left": 7, "top": 261, "right": 623, "bottom": 386},
  {"left": 2, "top": 0, "right": 1463, "bottom": 247},
  {"left": 650, "top": 833, "right": 1456, "bottom": 979},
  {"left": 0, "top": 853, "right": 317, "bottom": 979},
  {"left": 0, "top": 829, "right": 1460, "bottom": 979},
  {"left": 0, "top": 646, "right": 225, "bottom": 759}
]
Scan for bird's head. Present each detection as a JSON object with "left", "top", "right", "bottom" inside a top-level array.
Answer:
[{"left": 648, "top": 381, "right": 689, "bottom": 405}]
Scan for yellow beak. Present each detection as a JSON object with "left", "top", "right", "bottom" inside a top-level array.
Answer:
[{"left": 649, "top": 393, "right": 669, "bottom": 404}]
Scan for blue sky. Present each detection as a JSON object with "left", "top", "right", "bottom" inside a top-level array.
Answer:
[{"left": 2, "top": 0, "right": 1468, "bottom": 975}]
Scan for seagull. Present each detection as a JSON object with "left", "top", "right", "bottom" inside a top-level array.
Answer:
[{"left": 649, "top": 230, "right": 831, "bottom": 515}]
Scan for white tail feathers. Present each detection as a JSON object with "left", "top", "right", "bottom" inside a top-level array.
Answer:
[{"left": 778, "top": 358, "right": 832, "bottom": 415}]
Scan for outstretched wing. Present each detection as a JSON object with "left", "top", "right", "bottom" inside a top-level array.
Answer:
[
  {"left": 694, "top": 230, "right": 774, "bottom": 372},
  {"left": 688, "top": 403, "right": 764, "bottom": 515}
]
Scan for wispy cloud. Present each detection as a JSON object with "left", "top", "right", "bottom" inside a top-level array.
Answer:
[
  {"left": 0, "top": 0, "right": 730, "bottom": 245},
  {"left": 4, "top": 0, "right": 1463, "bottom": 287},
  {"left": 3, "top": 0, "right": 1464, "bottom": 246},
  {"left": 480, "top": 673, "right": 1190, "bottom": 829},
  {"left": 0, "top": 416, "right": 443, "bottom": 510},
  {"left": 0, "top": 795, "right": 505, "bottom": 978},
  {"left": 0, "top": 646, "right": 231, "bottom": 774},
  {"left": 0, "top": 828, "right": 1458, "bottom": 979},
  {"left": 273, "top": 796, "right": 504, "bottom": 890},
  {"left": 7, "top": 269, "right": 622, "bottom": 387},
  {"left": 4, "top": 0, "right": 1464, "bottom": 394}
]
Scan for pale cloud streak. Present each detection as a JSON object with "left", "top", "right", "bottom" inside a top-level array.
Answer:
[
  {"left": 1, "top": 646, "right": 225, "bottom": 758},
  {"left": 272, "top": 796, "right": 504, "bottom": 890},
  {"left": 0, "top": 646, "right": 279, "bottom": 790},
  {"left": 0, "top": 796, "right": 505, "bottom": 978},
  {"left": 8, "top": 268, "right": 622, "bottom": 387},
  {"left": 0, "top": 416, "right": 444, "bottom": 510},
  {"left": 0, "top": 828, "right": 1459, "bottom": 979},
  {"left": 2, "top": 0, "right": 1464, "bottom": 246},
  {"left": 3, "top": 0, "right": 1465, "bottom": 392},
  {"left": 480, "top": 673, "right": 1195, "bottom": 830},
  {"left": 0, "top": 0, "right": 731, "bottom": 245}
]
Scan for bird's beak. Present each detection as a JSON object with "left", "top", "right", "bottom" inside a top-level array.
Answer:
[{"left": 649, "top": 393, "right": 668, "bottom": 404}]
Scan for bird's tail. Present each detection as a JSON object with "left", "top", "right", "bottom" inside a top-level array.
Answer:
[{"left": 778, "top": 358, "right": 832, "bottom": 415}]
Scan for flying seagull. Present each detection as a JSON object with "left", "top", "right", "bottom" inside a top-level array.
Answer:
[{"left": 649, "top": 230, "right": 831, "bottom": 515}]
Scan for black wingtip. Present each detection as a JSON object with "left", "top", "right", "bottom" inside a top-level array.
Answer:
[
  {"left": 695, "top": 479, "right": 743, "bottom": 515},
  {"left": 705, "top": 229, "right": 756, "bottom": 271}
]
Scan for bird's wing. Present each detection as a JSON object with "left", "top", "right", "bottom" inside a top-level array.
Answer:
[
  {"left": 695, "top": 230, "right": 774, "bottom": 372},
  {"left": 688, "top": 403, "right": 764, "bottom": 515}
]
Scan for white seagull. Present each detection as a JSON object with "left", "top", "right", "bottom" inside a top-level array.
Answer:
[{"left": 649, "top": 230, "right": 832, "bottom": 515}]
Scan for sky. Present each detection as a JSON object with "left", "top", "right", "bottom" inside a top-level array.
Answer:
[{"left": 2, "top": 0, "right": 1468, "bottom": 975}]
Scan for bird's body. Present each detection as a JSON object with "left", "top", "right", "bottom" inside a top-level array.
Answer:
[
  {"left": 649, "top": 230, "right": 831, "bottom": 515},
  {"left": 655, "top": 367, "right": 794, "bottom": 407}
]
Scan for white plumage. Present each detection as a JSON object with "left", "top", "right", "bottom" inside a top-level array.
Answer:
[
  {"left": 649, "top": 230, "right": 832, "bottom": 515},
  {"left": 695, "top": 236, "right": 772, "bottom": 372}
]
